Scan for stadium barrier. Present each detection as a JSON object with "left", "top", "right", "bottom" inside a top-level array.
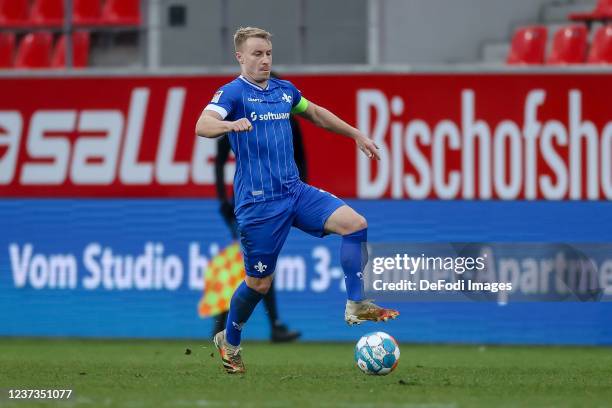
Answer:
[
  {"left": 1, "top": 73, "right": 612, "bottom": 344},
  {"left": 2, "top": 73, "right": 612, "bottom": 200}
]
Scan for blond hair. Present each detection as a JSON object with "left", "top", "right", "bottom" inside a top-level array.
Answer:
[{"left": 233, "top": 27, "right": 272, "bottom": 51}]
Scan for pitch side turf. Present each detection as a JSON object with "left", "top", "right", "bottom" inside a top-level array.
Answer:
[{"left": 1, "top": 339, "right": 611, "bottom": 408}]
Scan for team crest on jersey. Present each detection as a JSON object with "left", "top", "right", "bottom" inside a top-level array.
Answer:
[
  {"left": 211, "top": 90, "right": 223, "bottom": 103},
  {"left": 282, "top": 93, "right": 292, "bottom": 104}
]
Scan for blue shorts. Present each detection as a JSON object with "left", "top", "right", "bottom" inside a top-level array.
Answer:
[{"left": 235, "top": 182, "right": 345, "bottom": 277}]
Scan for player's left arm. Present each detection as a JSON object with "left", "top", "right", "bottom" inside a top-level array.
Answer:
[{"left": 295, "top": 98, "right": 380, "bottom": 160}]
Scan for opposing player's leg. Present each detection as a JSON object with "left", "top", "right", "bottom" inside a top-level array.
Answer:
[
  {"left": 214, "top": 200, "right": 293, "bottom": 374},
  {"left": 292, "top": 183, "right": 399, "bottom": 325},
  {"left": 262, "top": 288, "right": 302, "bottom": 342}
]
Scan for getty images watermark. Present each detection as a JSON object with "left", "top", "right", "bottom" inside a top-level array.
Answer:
[{"left": 363, "top": 243, "right": 612, "bottom": 302}]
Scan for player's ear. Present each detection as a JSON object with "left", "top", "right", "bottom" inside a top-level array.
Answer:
[{"left": 235, "top": 51, "right": 243, "bottom": 65}]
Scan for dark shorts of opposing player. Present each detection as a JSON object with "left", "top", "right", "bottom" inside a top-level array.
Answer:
[{"left": 235, "top": 181, "right": 345, "bottom": 278}]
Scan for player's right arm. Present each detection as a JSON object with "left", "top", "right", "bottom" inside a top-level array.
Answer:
[
  {"left": 195, "top": 111, "right": 252, "bottom": 139},
  {"left": 195, "top": 85, "right": 253, "bottom": 138}
]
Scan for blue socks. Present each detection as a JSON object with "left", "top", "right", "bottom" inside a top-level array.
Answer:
[
  {"left": 225, "top": 281, "right": 264, "bottom": 346},
  {"left": 341, "top": 228, "right": 368, "bottom": 301}
]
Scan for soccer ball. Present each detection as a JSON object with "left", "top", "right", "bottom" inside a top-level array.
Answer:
[{"left": 354, "top": 331, "right": 400, "bottom": 375}]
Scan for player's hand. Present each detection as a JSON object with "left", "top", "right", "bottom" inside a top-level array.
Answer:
[
  {"left": 227, "top": 118, "right": 253, "bottom": 132},
  {"left": 355, "top": 135, "right": 380, "bottom": 160}
]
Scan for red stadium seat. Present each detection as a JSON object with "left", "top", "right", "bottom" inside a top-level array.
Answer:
[
  {"left": 588, "top": 24, "right": 612, "bottom": 63},
  {"left": 0, "top": 32, "right": 15, "bottom": 68},
  {"left": 101, "top": 0, "right": 141, "bottom": 26},
  {"left": 73, "top": 0, "right": 102, "bottom": 25},
  {"left": 30, "top": 0, "right": 65, "bottom": 27},
  {"left": 547, "top": 25, "right": 588, "bottom": 64},
  {"left": 0, "top": 0, "right": 30, "bottom": 27},
  {"left": 14, "top": 32, "right": 53, "bottom": 69},
  {"left": 51, "top": 31, "right": 90, "bottom": 68},
  {"left": 507, "top": 26, "right": 548, "bottom": 65},
  {"left": 570, "top": 0, "right": 612, "bottom": 22}
]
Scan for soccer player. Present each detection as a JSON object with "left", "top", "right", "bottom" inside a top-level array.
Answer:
[
  {"left": 213, "top": 118, "right": 303, "bottom": 342},
  {"left": 195, "top": 27, "right": 399, "bottom": 374}
]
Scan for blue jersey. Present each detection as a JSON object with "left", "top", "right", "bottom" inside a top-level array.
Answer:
[{"left": 205, "top": 75, "right": 306, "bottom": 212}]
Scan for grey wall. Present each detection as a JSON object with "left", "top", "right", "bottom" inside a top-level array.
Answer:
[
  {"left": 159, "top": 0, "right": 224, "bottom": 66},
  {"left": 380, "top": 0, "right": 552, "bottom": 64},
  {"left": 159, "top": 0, "right": 367, "bottom": 67},
  {"left": 227, "top": 0, "right": 301, "bottom": 64},
  {"left": 302, "top": 0, "right": 367, "bottom": 64},
  {"left": 159, "top": 0, "right": 556, "bottom": 67}
]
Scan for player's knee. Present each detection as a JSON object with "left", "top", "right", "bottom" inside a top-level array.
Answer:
[
  {"left": 348, "top": 215, "right": 367, "bottom": 234},
  {"left": 246, "top": 276, "right": 272, "bottom": 294},
  {"left": 255, "top": 280, "right": 272, "bottom": 294}
]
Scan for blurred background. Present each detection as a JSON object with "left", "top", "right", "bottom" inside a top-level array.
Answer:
[
  {"left": 1, "top": 0, "right": 612, "bottom": 70},
  {"left": 1, "top": 0, "right": 612, "bottom": 345}
]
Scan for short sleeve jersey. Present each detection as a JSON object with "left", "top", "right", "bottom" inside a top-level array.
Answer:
[{"left": 204, "top": 75, "right": 307, "bottom": 211}]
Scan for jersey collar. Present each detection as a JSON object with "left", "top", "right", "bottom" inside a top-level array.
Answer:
[{"left": 239, "top": 75, "right": 270, "bottom": 91}]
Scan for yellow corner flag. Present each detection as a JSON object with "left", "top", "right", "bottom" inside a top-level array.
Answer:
[{"left": 198, "top": 242, "right": 245, "bottom": 318}]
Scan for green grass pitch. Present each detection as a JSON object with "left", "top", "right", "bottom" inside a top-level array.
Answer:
[{"left": 1, "top": 338, "right": 611, "bottom": 407}]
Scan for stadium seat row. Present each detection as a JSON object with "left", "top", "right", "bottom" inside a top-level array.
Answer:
[
  {"left": 569, "top": 0, "right": 612, "bottom": 23},
  {"left": 507, "top": 24, "right": 612, "bottom": 65},
  {"left": 0, "top": 31, "right": 89, "bottom": 68},
  {"left": 0, "top": 0, "right": 140, "bottom": 27}
]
